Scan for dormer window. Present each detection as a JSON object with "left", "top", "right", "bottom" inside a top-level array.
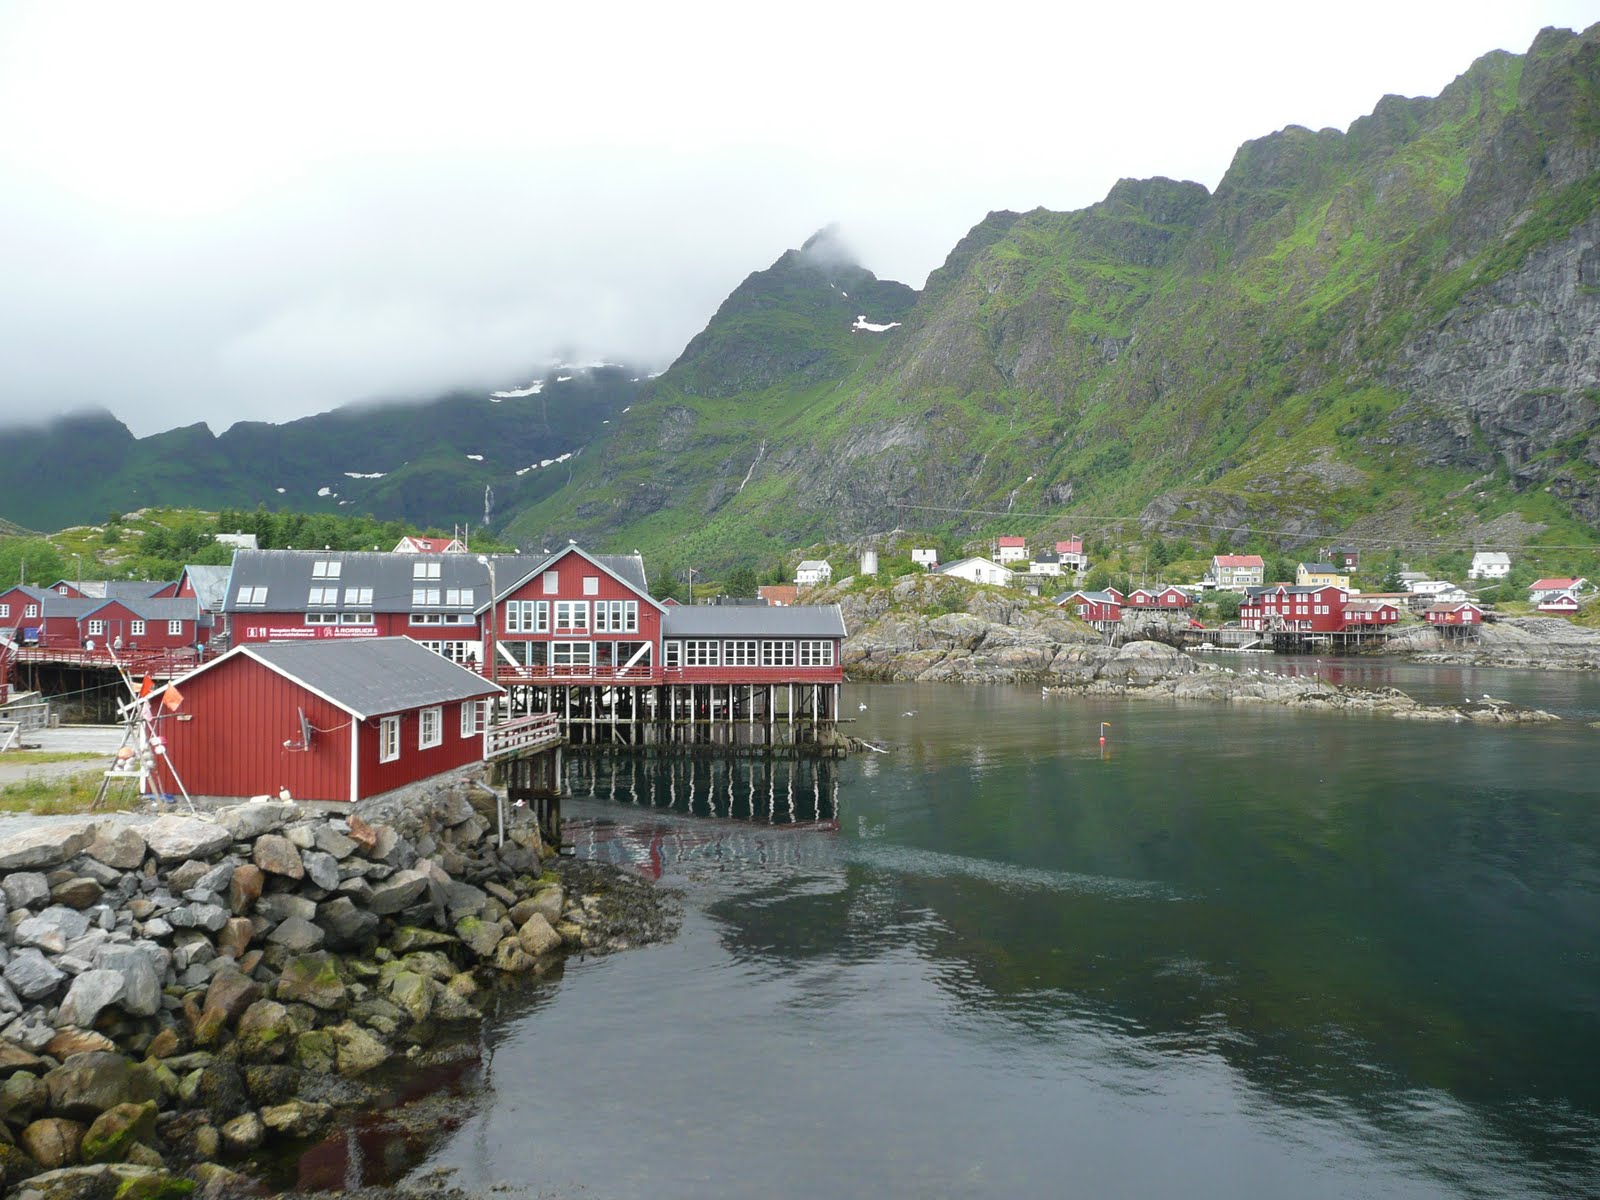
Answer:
[
  {"left": 308, "top": 587, "right": 340, "bottom": 606},
  {"left": 343, "top": 587, "right": 373, "bottom": 606},
  {"left": 312, "top": 560, "right": 342, "bottom": 579},
  {"left": 413, "top": 561, "right": 441, "bottom": 580},
  {"left": 235, "top": 587, "right": 268, "bottom": 606}
]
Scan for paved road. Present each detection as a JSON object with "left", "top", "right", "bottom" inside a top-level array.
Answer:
[{"left": 0, "top": 725, "right": 124, "bottom": 786}]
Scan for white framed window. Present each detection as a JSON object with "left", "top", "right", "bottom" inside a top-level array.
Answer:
[
  {"left": 664, "top": 640, "right": 681, "bottom": 669},
  {"left": 460, "top": 700, "right": 484, "bottom": 737},
  {"left": 235, "top": 587, "right": 267, "bottom": 606},
  {"left": 312, "top": 560, "right": 342, "bottom": 578},
  {"left": 88, "top": 620, "right": 105, "bottom": 636},
  {"left": 542, "top": 571, "right": 559, "bottom": 595},
  {"left": 727, "top": 639, "right": 758, "bottom": 666},
  {"left": 308, "top": 586, "right": 339, "bottom": 606},
  {"left": 379, "top": 716, "right": 400, "bottom": 762},
  {"left": 343, "top": 587, "right": 373, "bottom": 606},
  {"left": 25, "top": 603, "right": 38, "bottom": 618},
  {"left": 413, "top": 561, "right": 441, "bottom": 580},
  {"left": 762, "top": 641, "right": 796, "bottom": 667},
  {"left": 506, "top": 600, "right": 530, "bottom": 633},
  {"left": 799, "top": 640, "right": 834, "bottom": 667},
  {"left": 412, "top": 587, "right": 442, "bottom": 606},
  {"left": 683, "top": 640, "right": 719, "bottom": 667},
  {"left": 168, "top": 619, "right": 183, "bottom": 636},
  {"left": 419, "top": 706, "right": 442, "bottom": 749},
  {"left": 306, "top": 613, "right": 338, "bottom": 624},
  {"left": 583, "top": 576, "right": 600, "bottom": 596},
  {"left": 130, "top": 619, "right": 145, "bottom": 636},
  {"left": 554, "top": 600, "right": 587, "bottom": 632},
  {"left": 593, "top": 600, "right": 638, "bottom": 633},
  {"left": 339, "top": 612, "right": 375, "bottom": 625},
  {"left": 535, "top": 600, "right": 549, "bottom": 632},
  {"left": 445, "top": 588, "right": 474, "bottom": 606},
  {"left": 552, "top": 641, "right": 593, "bottom": 668},
  {"left": 0, "top": 604, "right": 8, "bottom": 618}
]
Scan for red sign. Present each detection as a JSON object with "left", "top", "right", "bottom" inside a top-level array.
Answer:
[{"left": 239, "top": 624, "right": 382, "bottom": 640}]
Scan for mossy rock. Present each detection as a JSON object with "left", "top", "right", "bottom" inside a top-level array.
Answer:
[
  {"left": 82, "top": 1100, "right": 158, "bottom": 1164},
  {"left": 114, "top": 1172, "right": 196, "bottom": 1200},
  {"left": 274, "top": 952, "right": 347, "bottom": 1010},
  {"left": 292, "top": 1030, "right": 336, "bottom": 1074}
]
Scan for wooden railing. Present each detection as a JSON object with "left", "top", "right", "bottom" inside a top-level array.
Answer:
[
  {"left": 485, "top": 712, "right": 562, "bottom": 759},
  {"left": 12, "top": 646, "right": 206, "bottom": 675}
]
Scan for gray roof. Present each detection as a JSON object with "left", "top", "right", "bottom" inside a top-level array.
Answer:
[
  {"left": 1055, "top": 590, "right": 1119, "bottom": 605},
  {"left": 224, "top": 548, "right": 550, "bottom": 615},
  {"left": 1299, "top": 562, "right": 1340, "bottom": 573},
  {"left": 219, "top": 637, "right": 500, "bottom": 718},
  {"left": 89, "top": 595, "right": 201, "bottom": 622},
  {"left": 1472, "top": 552, "right": 1511, "bottom": 565},
  {"left": 664, "top": 604, "right": 846, "bottom": 639},
  {"left": 593, "top": 553, "right": 649, "bottom": 594},
  {"left": 796, "top": 560, "right": 831, "bottom": 572},
  {"left": 45, "top": 579, "right": 170, "bottom": 601},
  {"left": 180, "top": 565, "right": 232, "bottom": 612}
]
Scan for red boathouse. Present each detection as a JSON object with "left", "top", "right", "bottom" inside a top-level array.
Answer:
[{"left": 153, "top": 637, "right": 502, "bottom": 803}]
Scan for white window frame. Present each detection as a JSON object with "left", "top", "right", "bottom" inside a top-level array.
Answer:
[
  {"left": 130, "top": 619, "right": 144, "bottom": 636},
  {"left": 445, "top": 588, "right": 474, "bottom": 606},
  {"left": 594, "top": 599, "right": 638, "bottom": 633},
  {"left": 306, "top": 612, "right": 338, "bottom": 625},
  {"left": 664, "top": 640, "right": 681, "bottom": 669},
  {"left": 461, "top": 700, "right": 484, "bottom": 738},
  {"left": 87, "top": 620, "right": 105, "bottom": 637},
  {"left": 542, "top": 571, "right": 559, "bottom": 595},
  {"left": 583, "top": 576, "right": 600, "bottom": 596},
  {"left": 308, "top": 586, "right": 339, "bottom": 606},
  {"left": 799, "top": 640, "right": 834, "bottom": 667},
  {"left": 343, "top": 587, "right": 373, "bottom": 606},
  {"left": 726, "top": 639, "right": 759, "bottom": 666},
  {"left": 339, "top": 612, "right": 374, "bottom": 625},
  {"left": 551, "top": 641, "right": 593, "bottom": 669},
  {"left": 235, "top": 587, "right": 267, "bottom": 606},
  {"left": 554, "top": 600, "right": 588, "bottom": 632},
  {"left": 412, "top": 587, "right": 442, "bottom": 606},
  {"left": 312, "top": 560, "right": 342, "bottom": 579},
  {"left": 168, "top": 619, "right": 183, "bottom": 636},
  {"left": 762, "top": 640, "right": 796, "bottom": 667},
  {"left": 413, "top": 561, "right": 441, "bottom": 580},
  {"left": 683, "top": 640, "right": 719, "bottom": 667},
  {"left": 0, "top": 604, "right": 8, "bottom": 618},
  {"left": 24, "top": 603, "right": 38, "bottom": 619},
  {"left": 419, "top": 706, "right": 442, "bottom": 749},
  {"left": 379, "top": 716, "right": 400, "bottom": 762}
]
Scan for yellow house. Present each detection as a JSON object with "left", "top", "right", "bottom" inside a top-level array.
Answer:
[{"left": 1296, "top": 561, "right": 1350, "bottom": 588}]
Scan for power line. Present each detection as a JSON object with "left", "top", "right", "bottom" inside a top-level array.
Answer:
[{"left": 893, "top": 503, "right": 1600, "bottom": 554}]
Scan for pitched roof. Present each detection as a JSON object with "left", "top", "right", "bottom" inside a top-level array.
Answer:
[
  {"left": 179, "top": 565, "right": 232, "bottom": 612},
  {"left": 1471, "top": 552, "right": 1511, "bottom": 565},
  {"left": 1299, "top": 562, "right": 1340, "bottom": 573},
  {"left": 395, "top": 536, "right": 463, "bottom": 553},
  {"left": 489, "top": 546, "right": 654, "bottom": 608},
  {"left": 1056, "top": 539, "right": 1084, "bottom": 553},
  {"left": 939, "top": 556, "right": 1011, "bottom": 574},
  {"left": 85, "top": 596, "right": 202, "bottom": 622},
  {"left": 1031, "top": 551, "right": 1061, "bottom": 563},
  {"left": 796, "top": 560, "right": 831, "bottom": 572},
  {"left": 1530, "top": 577, "right": 1580, "bottom": 590},
  {"left": 1055, "top": 590, "right": 1119, "bottom": 605},
  {"left": 166, "top": 636, "right": 500, "bottom": 719},
  {"left": 1212, "top": 555, "right": 1263, "bottom": 568},
  {"left": 663, "top": 604, "right": 846, "bottom": 638},
  {"left": 996, "top": 536, "right": 1026, "bottom": 546},
  {"left": 1426, "top": 602, "right": 1482, "bottom": 614},
  {"left": 225, "top": 548, "right": 548, "bottom": 615}
]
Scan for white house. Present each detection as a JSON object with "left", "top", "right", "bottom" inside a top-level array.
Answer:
[
  {"left": 1405, "top": 579, "right": 1456, "bottom": 597},
  {"left": 1468, "top": 552, "right": 1511, "bottom": 580},
  {"left": 1529, "top": 576, "right": 1589, "bottom": 603},
  {"left": 1030, "top": 551, "right": 1063, "bottom": 576},
  {"left": 995, "top": 537, "right": 1028, "bottom": 564},
  {"left": 1056, "top": 539, "right": 1088, "bottom": 570},
  {"left": 795, "top": 560, "right": 833, "bottom": 587},
  {"left": 939, "top": 557, "right": 1015, "bottom": 587},
  {"left": 911, "top": 548, "right": 939, "bottom": 570},
  {"left": 214, "top": 532, "right": 259, "bottom": 551},
  {"left": 1208, "top": 554, "right": 1264, "bottom": 589}
]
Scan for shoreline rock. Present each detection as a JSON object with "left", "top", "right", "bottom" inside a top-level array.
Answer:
[{"left": 0, "top": 773, "right": 681, "bottom": 1197}]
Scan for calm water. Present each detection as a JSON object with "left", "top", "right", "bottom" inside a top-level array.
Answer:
[{"left": 405, "top": 675, "right": 1600, "bottom": 1199}]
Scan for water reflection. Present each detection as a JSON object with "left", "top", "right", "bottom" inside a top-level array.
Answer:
[{"left": 564, "top": 752, "right": 840, "bottom": 825}]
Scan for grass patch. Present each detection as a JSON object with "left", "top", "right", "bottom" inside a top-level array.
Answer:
[
  {"left": 0, "top": 771, "right": 137, "bottom": 815},
  {"left": 0, "top": 751, "right": 106, "bottom": 766}
]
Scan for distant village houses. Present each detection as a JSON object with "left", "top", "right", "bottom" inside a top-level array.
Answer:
[
  {"left": 1208, "top": 554, "right": 1264, "bottom": 589},
  {"left": 1468, "top": 552, "right": 1511, "bottom": 580},
  {"left": 1056, "top": 538, "right": 1088, "bottom": 571},
  {"left": 795, "top": 560, "right": 833, "bottom": 587},
  {"left": 911, "top": 548, "right": 939, "bottom": 571},
  {"left": 995, "top": 537, "right": 1028, "bottom": 564},
  {"left": 1296, "top": 562, "right": 1350, "bottom": 589},
  {"left": 939, "top": 557, "right": 1015, "bottom": 587}
]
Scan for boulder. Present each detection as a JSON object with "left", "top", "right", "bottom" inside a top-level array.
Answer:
[
  {"left": 45, "top": 1029, "right": 117, "bottom": 1059},
  {"left": 45, "top": 1051, "right": 157, "bottom": 1119},
  {"left": 454, "top": 915, "right": 502, "bottom": 959},
  {"left": 217, "top": 917, "right": 255, "bottom": 959},
  {"left": 0, "top": 821, "right": 97, "bottom": 871},
  {"left": 234, "top": 1000, "right": 293, "bottom": 1063},
  {"left": 260, "top": 1097, "right": 332, "bottom": 1138},
  {"left": 0, "top": 1042, "right": 48, "bottom": 1076},
  {"left": 517, "top": 912, "right": 562, "bottom": 957},
  {"left": 315, "top": 896, "right": 378, "bottom": 950},
  {"left": 49, "top": 877, "right": 105, "bottom": 910},
  {"left": 283, "top": 822, "right": 318, "bottom": 850},
  {"left": 385, "top": 970, "right": 432, "bottom": 1022},
  {"left": 327, "top": 1021, "right": 390, "bottom": 1076},
  {"left": 266, "top": 915, "right": 325, "bottom": 953},
  {"left": 193, "top": 970, "right": 261, "bottom": 1045},
  {"left": 312, "top": 825, "right": 358, "bottom": 860},
  {"left": 390, "top": 926, "right": 455, "bottom": 953},
  {"left": 214, "top": 801, "right": 296, "bottom": 841},
  {"left": 300, "top": 849, "right": 340, "bottom": 891},
  {"left": 193, "top": 860, "right": 236, "bottom": 895},
  {"left": 0, "top": 1069, "right": 47, "bottom": 1121},
  {"left": 367, "top": 867, "right": 428, "bottom": 914},
  {"left": 220, "top": 1109, "right": 264, "bottom": 1155},
  {"left": 2, "top": 870, "right": 51, "bottom": 909},
  {"left": 80, "top": 1099, "right": 158, "bottom": 1164},
  {"left": 0, "top": 976, "right": 20, "bottom": 1018},
  {"left": 241, "top": 1064, "right": 297, "bottom": 1107},
  {"left": 167, "top": 902, "right": 228, "bottom": 932},
  {"left": 292, "top": 1030, "right": 336, "bottom": 1074},
  {"left": 16, "top": 905, "right": 92, "bottom": 952},
  {"left": 254, "top": 892, "right": 316, "bottom": 924},
  {"left": 252, "top": 834, "right": 305, "bottom": 880},
  {"left": 20, "top": 1116, "right": 86, "bottom": 1169},
  {"left": 142, "top": 816, "right": 231, "bottom": 863},
  {"left": 57, "top": 969, "right": 127, "bottom": 1028},
  {"left": 274, "top": 952, "right": 346, "bottom": 1010},
  {"left": 227, "top": 864, "right": 264, "bottom": 916},
  {"left": 492, "top": 938, "right": 535, "bottom": 973},
  {"left": 85, "top": 826, "right": 147, "bottom": 871},
  {"left": 90, "top": 945, "right": 161, "bottom": 1017},
  {"left": 166, "top": 859, "right": 211, "bottom": 892},
  {"left": 5, "top": 948, "right": 66, "bottom": 1000}
]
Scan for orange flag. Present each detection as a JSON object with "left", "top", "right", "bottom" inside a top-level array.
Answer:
[
  {"left": 138, "top": 675, "right": 154, "bottom": 698},
  {"left": 162, "top": 684, "right": 184, "bottom": 713}
]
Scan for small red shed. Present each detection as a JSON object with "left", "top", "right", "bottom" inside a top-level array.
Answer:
[
  {"left": 1426, "top": 602, "right": 1485, "bottom": 626},
  {"left": 153, "top": 637, "right": 503, "bottom": 803}
]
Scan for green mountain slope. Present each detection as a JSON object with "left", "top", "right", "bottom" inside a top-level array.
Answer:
[{"left": 507, "top": 22, "right": 1600, "bottom": 569}]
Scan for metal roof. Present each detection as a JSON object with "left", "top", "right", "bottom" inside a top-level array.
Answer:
[
  {"left": 796, "top": 560, "right": 831, "bottom": 572},
  {"left": 87, "top": 596, "right": 202, "bottom": 622},
  {"left": 179, "top": 565, "right": 232, "bottom": 612},
  {"left": 1299, "top": 562, "right": 1341, "bottom": 573},
  {"left": 663, "top": 604, "right": 846, "bottom": 639},
  {"left": 224, "top": 548, "right": 550, "bottom": 615},
  {"left": 1055, "top": 590, "right": 1119, "bottom": 605},
  {"left": 169, "top": 636, "right": 501, "bottom": 719}
]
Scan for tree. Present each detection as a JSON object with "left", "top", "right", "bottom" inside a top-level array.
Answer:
[
  {"left": 723, "top": 565, "right": 759, "bottom": 598},
  {"left": 1213, "top": 591, "right": 1243, "bottom": 620},
  {"left": 0, "top": 539, "right": 66, "bottom": 588},
  {"left": 1084, "top": 566, "right": 1111, "bottom": 592},
  {"left": 1148, "top": 538, "right": 1171, "bottom": 569}
]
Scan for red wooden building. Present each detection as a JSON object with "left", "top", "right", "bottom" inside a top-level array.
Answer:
[
  {"left": 1426, "top": 602, "right": 1485, "bottom": 627},
  {"left": 1055, "top": 589, "right": 1123, "bottom": 630},
  {"left": 1126, "top": 585, "right": 1193, "bottom": 609},
  {"left": 153, "top": 637, "right": 502, "bottom": 803},
  {"left": 1339, "top": 597, "right": 1401, "bottom": 630},
  {"left": 1240, "top": 584, "right": 1348, "bottom": 632}
]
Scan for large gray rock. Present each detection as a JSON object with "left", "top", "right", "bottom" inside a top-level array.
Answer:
[
  {"left": 316, "top": 896, "right": 379, "bottom": 949},
  {"left": 266, "top": 915, "right": 326, "bottom": 952},
  {"left": 313, "top": 824, "right": 358, "bottom": 859},
  {"left": 85, "top": 826, "right": 147, "bottom": 871},
  {"left": 2, "top": 870, "right": 51, "bottom": 910},
  {"left": 255, "top": 892, "right": 317, "bottom": 924},
  {"left": 301, "top": 849, "right": 340, "bottom": 890},
  {"left": 0, "top": 821, "right": 97, "bottom": 871},
  {"left": 194, "top": 860, "right": 237, "bottom": 894},
  {"left": 16, "top": 905, "right": 92, "bottom": 952},
  {"left": 168, "top": 901, "right": 229, "bottom": 932},
  {"left": 367, "top": 867, "right": 429, "bottom": 914},
  {"left": 142, "top": 815, "right": 231, "bottom": 863},
  {"left": 214, "top": 801, "right": 296, "bottom": 840},
  {"left": 57, "top": 968, "right": 127, "bottom": 1028},
  {"left": 92, "top": 945, "right": 162, "bottom": 1017},
  {"left": 274, "top": 952, "right": 346, "bottom": 1009},
  {"left": 252, "top": 834, "right": 305, "bottom": 880},
  {"left": 0, "top": 974, "right": 22, "bottom": 1016},
  {"left": 45, "top": 1050, "right": 157, "bottom": 1118}
]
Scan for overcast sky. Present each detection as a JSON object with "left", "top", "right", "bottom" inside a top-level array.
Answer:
[{"left": 2, "top": 2, "right": 1594, "bottom": 436}]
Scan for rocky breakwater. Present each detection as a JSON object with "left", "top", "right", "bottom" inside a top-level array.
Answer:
[
  {"left": 1387, "top": 617, "right": 1600, "bottom": 672},
  {"left": 835, "top": 575, "right": 1107, "bottom": 684},
  {"left": 0, "top": 781, "right": 677, "bottom": 1199},
  {"left": 1046, "top": 644, "right": 1560, "bottom": 722}
]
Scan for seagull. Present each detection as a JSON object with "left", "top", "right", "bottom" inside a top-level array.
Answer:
[
  {"left": 858, "top": 702, "right": 868, "bottom": 711},
  {"left": 278, "top": 785, "right": 292, "bottom": 802},
  {"left": 902, "top": 710, "right": 917, "bottom": 717},
  {"left": 513, "top": 798, "right": 527, "bottom": 808}
]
